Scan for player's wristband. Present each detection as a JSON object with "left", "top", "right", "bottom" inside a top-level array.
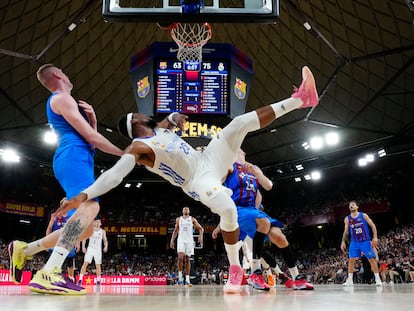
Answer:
[{"left": 167, "top": 112, "right": 178, "bottom": 126}]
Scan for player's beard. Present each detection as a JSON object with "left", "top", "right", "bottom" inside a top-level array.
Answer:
[{"left": 146, "top": 116, "right": 157, "bottom": 129}]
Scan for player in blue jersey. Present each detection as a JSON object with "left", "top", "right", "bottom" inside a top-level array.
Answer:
[
  {"left": 340, "top": 200, "right": 382, "bottom": 286},
  {"left": 8, "top": 64, "right": 124, "bottom": 295},
  {"left": 59, "top": 65, "right": 319, "bottom": 294},
  {"left": 222, "top": 149, "right": 313, "bottom": 291}
]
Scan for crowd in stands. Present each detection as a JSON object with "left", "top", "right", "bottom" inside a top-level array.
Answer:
[{"left": 1, "top": 222, "right": 413, "bottom": 285}]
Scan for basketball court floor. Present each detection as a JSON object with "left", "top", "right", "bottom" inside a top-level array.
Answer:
[{"left": 1, "top": 284, "right": 413, "bottom": 311}]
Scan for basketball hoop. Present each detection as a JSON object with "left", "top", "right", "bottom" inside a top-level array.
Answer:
[{"left": 170, "top": 22, "right": 212, "bottom": 62}]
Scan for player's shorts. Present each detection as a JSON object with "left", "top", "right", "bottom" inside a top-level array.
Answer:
[
  {"left": 84, "top": 248, "right": 102, "bottom": 264},
  {"left": 53, "top": 145, "right": 98, "bottom": 201},
  {"left": 237, "top": 206, "right": 283, "bottom": 241},
  {"left": 177, "top": 240, "right": 194, "bottom": 257},
  {"left": 63, "top": 253, "right": 77, "bottom": 269},
  {"left": 349, "top": 240, "right": 376, "bottom": 259}
]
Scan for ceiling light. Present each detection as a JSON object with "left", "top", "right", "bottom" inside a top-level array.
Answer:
[
  {"left": 365, "top": 153, "right": 375, "bottom": 162},
  {"left": 309, "top": 136, "right": 324, "bottom": 150},
  {"left": 136, "top": 182, "right": 142, "bottom": 188},
  {"left": 311, "top": 171, "right": 321, "bottom": 180},
  {"left": 294, "top": 177, "right": 301, "bottom": 182},
  {"left": 124, "top": 183, "right": 131, "bottom": 188},
  {"left": 378, "top": 149, "right": 386, "bottom": 157},
  {"left": 44, "top": 130, "right": 58, "bottom": 145},
  {"left": 303, "top": 22, "right": 312, "bottom": 31},
  {"left": 1, "top": 148, "right": 20, "bottom": 163},
  {"left": 325, "top": 132, "right": 339, "bottom": 146},
  {"left": 358, "top": 158, "right": 367, "bottom": 167},
  {"left": 304, "top": 174, "right": 311, "bottom": 180},
  {"left": 302, "top": 142, "right": 310, "bottom": 150},
  {"left": 295, "top": 164, "right": 304, "bottom": 171}
]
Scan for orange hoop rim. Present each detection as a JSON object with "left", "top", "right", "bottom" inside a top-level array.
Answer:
[{"left": 170, "top": 22, "right": 212, "bottom": 48}]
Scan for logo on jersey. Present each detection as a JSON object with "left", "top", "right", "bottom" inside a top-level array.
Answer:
[{"left": 137, "top": 76, "right": 150, "bottom": 98}]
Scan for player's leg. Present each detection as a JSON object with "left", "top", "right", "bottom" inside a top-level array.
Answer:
[
  {"left": 9, "top": 211, "right": 94, "bottom": 284},
  {"left": 360, "top": 241, "right": 382, "bottom": 286},
  {"left": 176, "top": 242, "right": 185, "bottom": 285},
  {"left": 198, "top": 185, "right": 243, "bottom": 293},
  {"left": 95, "top": 250, "right": 103, "bottom": 285}
]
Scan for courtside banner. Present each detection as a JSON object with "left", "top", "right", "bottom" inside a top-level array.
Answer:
[
  {"left": 0, "top": 270, "right": 31, "bottom": 285},
  {"left": 78, "top": 275, "right": 167, "bottom": 286}
]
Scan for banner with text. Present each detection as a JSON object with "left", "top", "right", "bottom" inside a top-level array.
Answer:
[
  {"left": 0, "top": 270, "right": 31, "bottom": 285},
  {"left": 0, "top": 202, "right": 45, "bottom": 218},
  {"left": 78, "top": 275, "right": 167, "bottom": 286},
  {"left": 103, "top": 224, "right": 168, "bottom": 235}
]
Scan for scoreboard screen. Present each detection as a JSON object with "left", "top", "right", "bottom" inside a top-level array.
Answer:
[{"left": 154, "top": 59, "right": 229, "bottom": 115}]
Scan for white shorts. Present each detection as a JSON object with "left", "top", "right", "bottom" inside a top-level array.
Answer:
[
  {"left": 84, "top": 248, "right": 102, "bottom": 265},
  {"left": 177, "top": 240, "right": 194, "bottom": 257}
]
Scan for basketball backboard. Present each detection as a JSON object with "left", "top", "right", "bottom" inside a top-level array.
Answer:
[{"left": 102, "top": 0, "right": 279, "bottom": 24}]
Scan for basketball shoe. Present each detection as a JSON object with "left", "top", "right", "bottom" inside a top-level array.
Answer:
[
  {"left": 278, "top": 272, "right": 294, "bottom": 288},
  {"left": 248, "top": 270, "right": 270, "bottom": 291},
  {"left": 29, "top": 267, "right": 86, "bottom": 295},
  {"left": 266, "top": 273, "right": 276, "bottom": 287},
  {"left": 292, "top": 274, "right": 314, "bottom": 290},
  {"left": 8, "top": 240, "right": 33, "bottom": 284},
  {"left": 223, "top": 265, "right": 243, "bottom": 294},
  {"left": 342, "top": 277, "right": 354, "bottom": 287},
  {"left": 292, "top": 66, "right": 319, "bottom": 108},
  {"left": 184, "top": 281, "right": 193, "bottom": 287}
]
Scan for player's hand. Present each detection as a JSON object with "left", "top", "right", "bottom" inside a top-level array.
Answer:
[
  {"left": 175, "top": 114, "right": 188, "bottom": 131},
  {"left": 198, "top": 236, "right": 203, "bottom": 245},
  {"left": 103, "top": 247, "right": 108, "bottom": 253},
  {"left": 371, "top": 238, "right": 378, "bottom": 248},
  {"left": 212, "top": 227, "right": 220, "bottom": 239},
  {"left": 340, "top": 241, "right": 346, "bottom": 252},
  {"left": 56, "top": 193, "right": 87, "bottom": 216},
  {"left": 78, "top": 100, "right": 97, "bottom": 130},
  {"left": 82, "top": 247, "right": 87, "bottom": 254},
  {"left": 170, "top": 241, "right": 175, "bottom": 249}
]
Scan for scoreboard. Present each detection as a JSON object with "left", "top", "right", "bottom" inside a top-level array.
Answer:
[{"left": 130, "top": 42, "right": 253, "bottom": 120}]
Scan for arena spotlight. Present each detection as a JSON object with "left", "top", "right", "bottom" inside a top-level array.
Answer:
[
  {"left": 124, "top": 183, "right": 131, "bottom": 188},
  {"left": 0, "top": 148, "right": 20, "bottom": 163},
  {"left": 295, "top": 164, "right": 304, "bottom": 171},
  {"left": 358, "top": 158, "right": 367, "bottom": 167},
  {"left": 365, "top": 153, "right": 375, "bottom": 162},
  {"left": 378, "top": 149, "right": 386, "bottom": 157},
  {"left": 311, "top": 170, "right": 321, "bottom": 181},
  {"left": 325, "top": 132, "right": 339, "bottom": 146},
  {"left": 309, "top": 136, "right": 324, "bottom": 150},
  {"left": 304, "top": 174, "right": 311, "bottom": 180},
  {"left": 294, "top": 177, "right": 302, "bottom": 182},
  {"left": 43, "top": 129, "right": 58, "bottom": 145}
]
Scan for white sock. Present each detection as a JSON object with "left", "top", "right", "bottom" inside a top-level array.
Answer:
[
  {"left": 79, "top": 273, "right": 84, "bottom": 281},
  {"left": 178, "top": 271, "right": 183, "bottom": 281},
  {"left": 185, "top": 275, "right": 190, "bottom": 283},
  {"left": 289, "top": 266, "right": 299, "bottom": 279},
  {"left": 271, "top": 98, "right": 302, "bottom": 119},
  {"left": 348, "top": 273, "right": 354, "bottom": 282},
  {"left": 251, "top": 259, "right": 261, "bottom": 272},
  {"left": 43, "top": 246, "right": 69, "bottom": 272},
  {"left": 224, "top": 241, "right": 242, "bottom": 266},
  {"left": 374, "top": 273, "right": 381, "bottom": 282},
  {"left": 274, "top": 265, "right": 283, "bottom": 275},
  {"left": 24, "top": 239, "right": 47, "bottom": 256}
]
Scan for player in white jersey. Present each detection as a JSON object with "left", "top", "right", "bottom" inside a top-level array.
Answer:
[
  {"left": 170, "top": 207, "right": 204, "bottom": 286},
  {"left": 77, "top": 219, "right": 108, "bottom": 286},
  {"left": 59, "top": 66, "right": 319, "bottom": 294}
]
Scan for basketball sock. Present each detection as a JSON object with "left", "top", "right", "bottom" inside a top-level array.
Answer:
[
  {"left": 185, "top": 275, "right": 190, "bottom": 283},
  {"left": 43, "top": 246, "right": 69, "bottom": 272},
  {"left": 271, "top": 98, "right": 302, "bottom": 119},
  {"left": 348, "top": 273, "right": 354, "bottom": 282},
  {"left": 178, "top": 271, "right": 183, "bottom": 281},
  {"left": 288, "top": 266, "right": 299, "bottom": 279},
  {"left": 251, "top": 259, "right": 261, "bottom": 272},
  {"left": 274, "top": 265, "right": 283, "bottom": 275},
  {"left": 79, "top": 273, "right": 84, "bottom": 281},
  {"left": 225, "top": 241, "right": 242, "bottom": 266},
  {"left": 24, "top": 239, "right": 47, "bottom": 256}
]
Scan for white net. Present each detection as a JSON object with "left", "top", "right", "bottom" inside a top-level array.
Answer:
[{"left": 170, "top": 23, "right": 212, "bottom": 62}]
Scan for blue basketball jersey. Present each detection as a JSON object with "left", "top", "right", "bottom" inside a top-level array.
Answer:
[
  {"left": 224, "top": 163, "right": 259, "bottom": 207},
  {"left": 348, "top": 212, "right": 371, "bottom": 242}
]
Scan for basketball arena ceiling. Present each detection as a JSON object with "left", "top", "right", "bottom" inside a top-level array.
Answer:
[{"left": 1, "top": 0, "right": 413, "bottom": 182}]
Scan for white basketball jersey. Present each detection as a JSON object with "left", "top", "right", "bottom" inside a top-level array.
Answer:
[
  {"left": 178, "top": 216, "right": 194, "bottom": 243},
  {"left": 133, "top": 129, "right": 199, "bottom": 188},
  {"left": 88, "top": 228, "right": 103, "bottom": 250}
]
